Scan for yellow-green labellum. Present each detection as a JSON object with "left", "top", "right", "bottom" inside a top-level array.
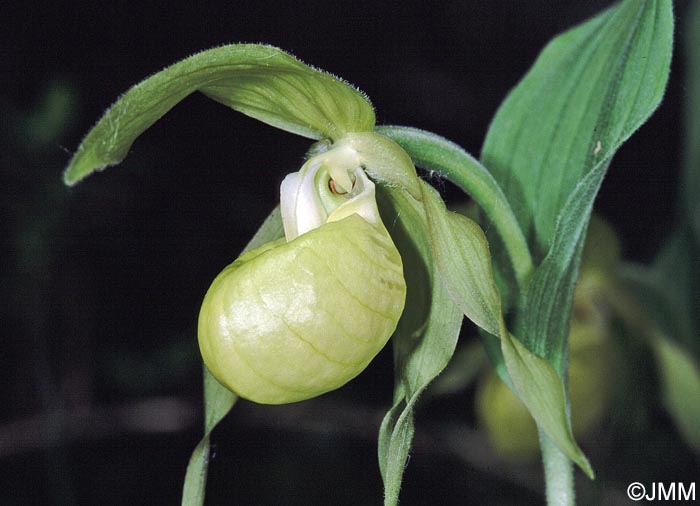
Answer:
[{"left": 198, "top": 142, "right": 407, "bottom": 404}]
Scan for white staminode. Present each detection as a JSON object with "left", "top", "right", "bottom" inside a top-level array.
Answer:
[{"left": 280, "top": 143, "right": 381, "bottom": 242}]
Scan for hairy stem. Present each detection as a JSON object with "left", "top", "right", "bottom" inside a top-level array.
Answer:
[
  {"left": 540, "top": 430, "right": 575, "bottom": 506},
  {"left": 376, "top": 125, "right": 533, "bottom": 287}
]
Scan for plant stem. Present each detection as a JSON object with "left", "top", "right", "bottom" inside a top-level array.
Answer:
[
  {"left": 182, "top": 368, "right": 238, "bottom": 506},
  {"left": 376, "top": 125, "right": 534, "bottom": 287},
  {"left": 182, "top": 208, "right": 282, "bottom": 506},
  {"left": 539, "top": 430, "right": 575, "bottom": 506}
]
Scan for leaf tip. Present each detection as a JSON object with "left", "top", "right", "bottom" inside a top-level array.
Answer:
[
  {"left": 63, "top": 156, "right": 89, "bottom": 186},
  {"left": 62, "top": 153, "right": 110, "bottom": 187},
  {"left": 62, "top": 164, "right": 81, "bottom": 187},
  {"left": 577, "top": 453, "right": 595, "bottom": 480}
]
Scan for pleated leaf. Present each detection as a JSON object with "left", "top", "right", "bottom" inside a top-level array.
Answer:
[
  {"left": 64, "top": 44, "right": 375, "bottom": 185},
  {"left": 483, "top": 0, "right": 673, "bottom": 386},
  {"left": 482, "top": 0, "right": 673, "bottom": 258}
]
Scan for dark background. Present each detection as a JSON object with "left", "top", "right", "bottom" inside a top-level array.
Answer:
[{"left": 1, "top": 1, "right": 696, "bottom": 505}]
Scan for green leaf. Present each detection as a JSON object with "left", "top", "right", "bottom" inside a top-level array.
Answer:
[
  {"left": 64, "top": 44, "right": 375, "bottom": 185},
  {"left": 651, "top": 335, "right": 700, "bottom": 452},
  {"left": 518, "top": 167, "right": 604, "bottom": 368},
  {"left": 376, "top": 185, "right": 463, "bottom": 506},
  {"left": 182, "top": 207, "right": 284, "bottom": 506},
  {"left": 501, "top": 333, "right": 593, "bottom": 478},
  {"left": 479, "top": 4, "right": 673, "bottom": 470},
  {"left": 482, "top": 0, "right": 673, "bottom": 258},
  {"left": 418, "top": 180, "right": 593, "bottom": 477}
]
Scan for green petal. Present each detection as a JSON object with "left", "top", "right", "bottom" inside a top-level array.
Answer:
[
  {"left": 419, "top": 180, "right": 593, "bottom": 478},
  {"left": 376, "top": 184, "right": 462, "bottom": 506},
  {"left": 64, "top": 44, "right": 375, "bottom": 185},
  {"left": 421, "top": 181, "right": 501, "bottom": 336}
]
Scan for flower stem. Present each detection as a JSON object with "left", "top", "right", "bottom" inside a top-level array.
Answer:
[
  {"left": 376, "top": 126, "right": 534, "bottom": 288},
  {"left": 540, "top": 430, "right": 576, "bottom": 506}
]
